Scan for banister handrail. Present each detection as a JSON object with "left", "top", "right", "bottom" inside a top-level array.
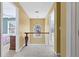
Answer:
[{"left": 24, "top": 32, "right": 49, "bottom": 34}]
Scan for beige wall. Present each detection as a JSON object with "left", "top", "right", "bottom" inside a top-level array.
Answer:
[
  {"left": 45, "top": 16, "right": 49, "bottom": 32},
  {"left": 13, "top": 3, "right": 30, "bottom": 48},
  {"left": 19, "top": 9, "right": 30, "bottom": 48},
  {"left": 30, "top": 19, "right": 45, "bottom": 44}
]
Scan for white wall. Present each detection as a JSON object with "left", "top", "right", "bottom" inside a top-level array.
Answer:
[
  {"left": 0, "top": 2, "right": 1, "bottom": 57},
  {"left": 66, "top": 3, "right": 72, "bottom": 57},
  {"left": 71, "top": 3, "right": 76, "bottom": 57},
  {"left": 75, "top": 2, "right": 79, "bottom": 57},
  {"left": 66, "top": 3, "right": 76, "bottom": 57}
]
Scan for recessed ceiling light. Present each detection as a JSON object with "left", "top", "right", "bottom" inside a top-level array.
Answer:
[{"left": 35, "top": 11, "right": 39, "bottom": 13}]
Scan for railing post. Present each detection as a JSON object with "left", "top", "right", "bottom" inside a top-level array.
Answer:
[{"left": 25, "top": 33, "right": 28, "bottom": 46}]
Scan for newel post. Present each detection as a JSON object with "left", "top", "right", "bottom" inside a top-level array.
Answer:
[{"left": 25, "top": 32, "right": 28, "bottom": 46}]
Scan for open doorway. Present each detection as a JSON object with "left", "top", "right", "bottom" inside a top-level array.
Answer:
[
  {"left": 49, "top": 9, "right": 54, "bottom": 47},
  {"left": 1, "top": 2, "right": 18, "bottom": 57}
]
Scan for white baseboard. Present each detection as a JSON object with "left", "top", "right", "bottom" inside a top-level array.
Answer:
[
  {"left": 54, "top": 51, "right": 61, "bottom": 57},
  {"left": 54, "top": 51, "right": 57, "bottom": 56}
]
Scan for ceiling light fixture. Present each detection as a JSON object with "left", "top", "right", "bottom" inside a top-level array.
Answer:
[{"left": 35, "top": 11, "right": 39, "bottom": 13}]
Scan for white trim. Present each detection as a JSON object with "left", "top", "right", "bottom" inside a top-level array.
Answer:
[
  {"left": 66, "top": 3, "right": 72, "bottom": 57},
  {"left": 15, "top": 6, "right": 19, "bottom": 52},
  {"left": 54, "top": 51, "right": 57, "bottom": 56}
]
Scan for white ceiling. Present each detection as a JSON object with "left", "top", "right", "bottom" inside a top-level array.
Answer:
[
  {"left": 20, "top": 2, "right": 53, "bottom": 18},
  {"left": 3, "top": 2, "right": 16, "bottom": 18}
]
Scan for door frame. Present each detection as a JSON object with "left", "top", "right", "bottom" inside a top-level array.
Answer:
[{"left": 12, "top": 3, "right": 19, "bottom": 52}]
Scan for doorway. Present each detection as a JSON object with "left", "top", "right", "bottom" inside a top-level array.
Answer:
[
  {"left": 49, "top": 9, "right": 54, "bottom": 51},
  {"left": 1, "top": 2, "right": 18, "bottom": 56}
]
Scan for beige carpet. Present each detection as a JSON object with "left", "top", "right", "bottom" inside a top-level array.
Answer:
[
  {"left": 14, "top": 45, "right": 56, "bottom": 57},
  {"left": 2, "top": 45, "right": 56, "bottom": 57}
]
